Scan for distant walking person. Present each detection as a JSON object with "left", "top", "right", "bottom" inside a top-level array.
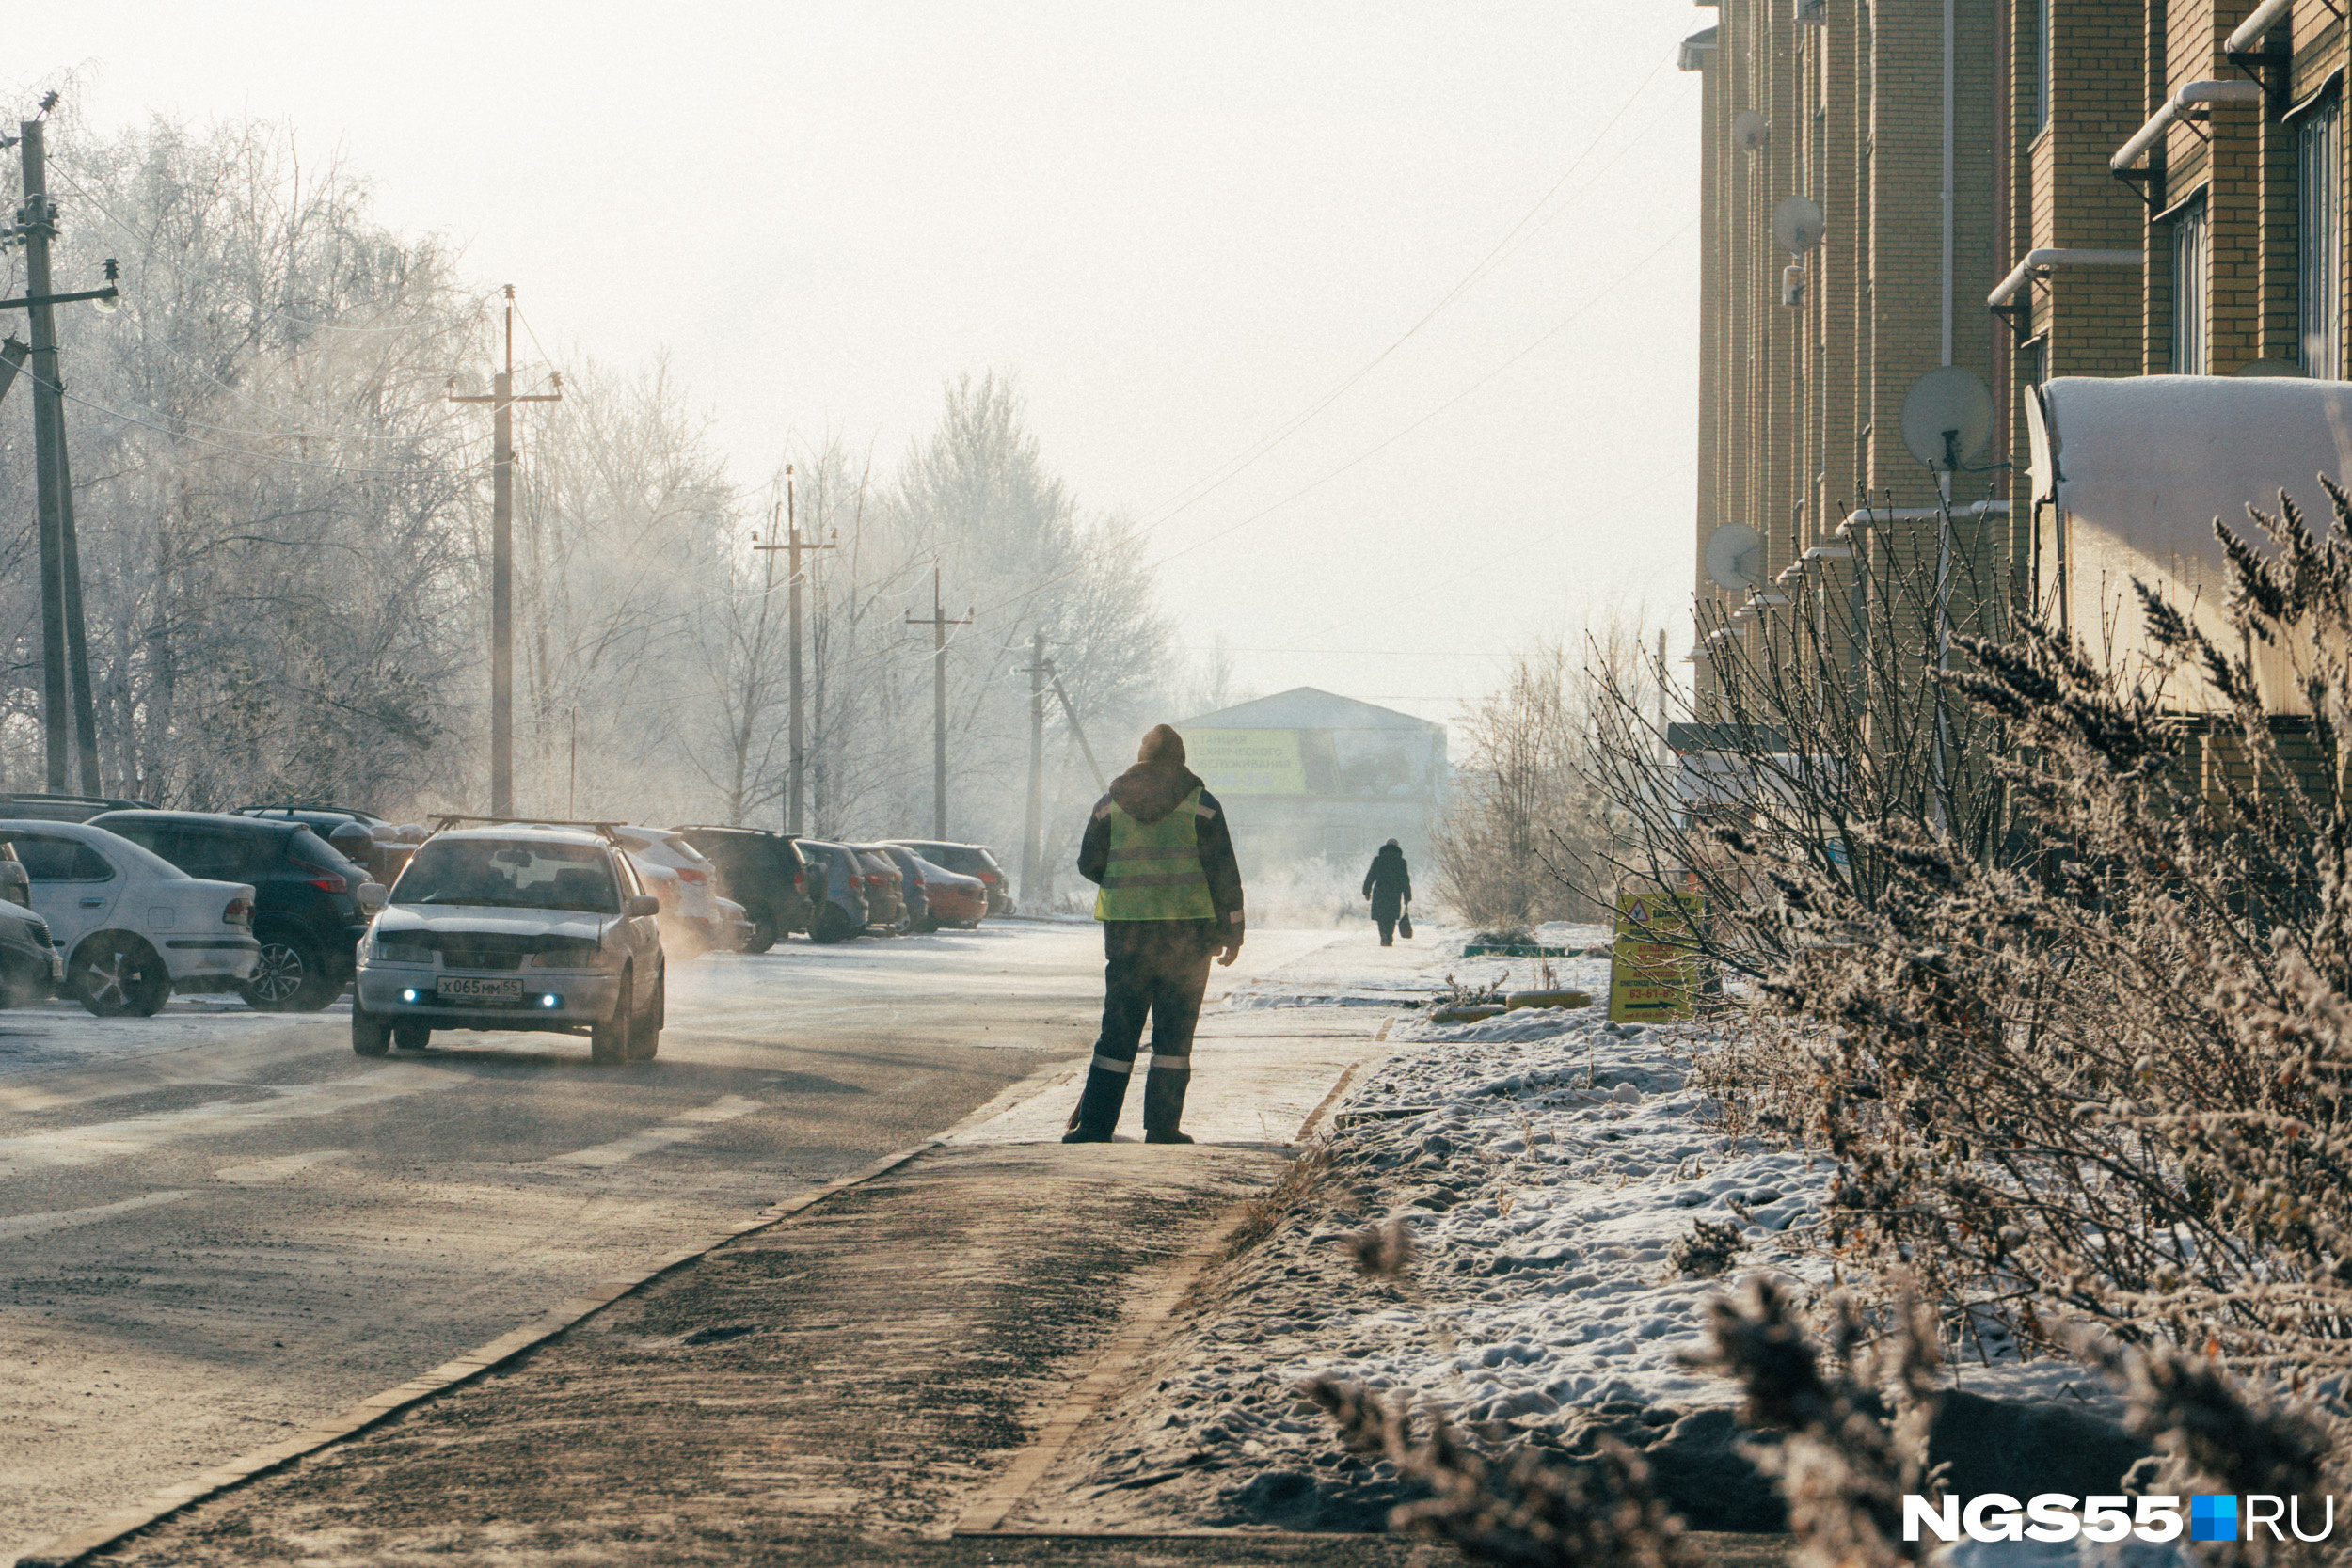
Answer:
[
  {"left": 1067, "top": 724, "right": 1246, "bottom": 1144},
  {"left": 1363, "top": 839, "right": 1412, "bottom": 946}
]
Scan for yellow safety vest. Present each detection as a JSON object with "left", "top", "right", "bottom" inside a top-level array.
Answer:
[{"left": 1094, "top": 787, "right": 1218, "bottom": 922}]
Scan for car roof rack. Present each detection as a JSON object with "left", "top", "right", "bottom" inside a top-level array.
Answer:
[
  {"left": 237, "top": 802, "right": 386, "bottom": 820},
  {"left": 0, "top": 791, "right": 157, "bottom": 808},
  {"left": 428, "top": 814, "right": 630, "bottom": 845}
]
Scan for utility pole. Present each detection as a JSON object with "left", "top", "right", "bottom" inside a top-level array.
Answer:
[
  {"left": 1048, "top": 669, "right": 1107, "bottom": 793},
  {"left": 752, "top": 465, "right": 834, "bottom": 835},
  {"left": 906, "top": 568, "right": 972, "bottom": 838},
  {"left": 7, "top": 113, "right": 117, "bottom": 793},
  {"left": 451, "top": 285, "right": 560, "bottom": 817},
  {"left": 1020, "top": 631, "right": 1047, "bottom": 906}
]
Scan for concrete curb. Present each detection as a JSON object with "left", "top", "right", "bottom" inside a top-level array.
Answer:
[{"left": 12, "top": 1057, "right": 1087, "bottom": 1568}]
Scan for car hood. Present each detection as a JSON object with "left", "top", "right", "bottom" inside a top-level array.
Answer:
[{"left": 376, "top": 907, "right": 613, "bottom": 942}]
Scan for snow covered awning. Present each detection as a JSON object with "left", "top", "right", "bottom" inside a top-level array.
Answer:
[{"left": 2026, "top": 374, "right": 2352, "bottom": 711}]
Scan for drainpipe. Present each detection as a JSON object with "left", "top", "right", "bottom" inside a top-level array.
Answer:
[{"left": 1942, "top": 0, "right": 1956, "bottom": 366}]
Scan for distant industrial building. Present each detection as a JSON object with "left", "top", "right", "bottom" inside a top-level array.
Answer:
[{"left": 1176, "top": 688, "right": 1446, "bottom": 876}]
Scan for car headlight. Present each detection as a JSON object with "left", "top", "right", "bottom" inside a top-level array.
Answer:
[
  {"left": 371, "top": 939, "right": 435, "bottom": 965},
  {"left": 529, "top": 942, "right": 612, "bottom": 969}
]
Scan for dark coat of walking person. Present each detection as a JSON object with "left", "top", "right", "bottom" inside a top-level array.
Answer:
[
  {"left": 1066, "top": 724, "right": 1246, "bottom": 1145},
  {"left": 1363, "top": 839, "right": 1412, "bottom": 946}
]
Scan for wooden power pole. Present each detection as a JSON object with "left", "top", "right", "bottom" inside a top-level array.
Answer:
[
  {"left": 451, "top": 285, "right": 560, "bottom": 817},
  {"left": 1020, "top": 630, "right": 1047, "bottom": 905},
  {"left": 752, "top": 465, "right": 833, "bottom": 836},
  {"left": 8, "top": 114, "right": 114, "bottom": 793},
  {"left": 906, "top": 568, "right": 971, "bottom": 839}
]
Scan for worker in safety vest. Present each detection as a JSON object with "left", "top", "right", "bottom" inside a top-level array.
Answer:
[{"left": 1066, "top": 723, "right": 1246, "bottom": 1143}]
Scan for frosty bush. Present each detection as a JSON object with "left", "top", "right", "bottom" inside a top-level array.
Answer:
[{"left": 1685, "top": 480, "right": 2352, "bottom": 1374}]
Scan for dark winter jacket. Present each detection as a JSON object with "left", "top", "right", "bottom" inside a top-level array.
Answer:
[
  {"left": 1363, "top": 846, "right": 1412, "bottom": 920},
  {"left": 1077, "top": 761, "right": 1246, "bottom": 944}
]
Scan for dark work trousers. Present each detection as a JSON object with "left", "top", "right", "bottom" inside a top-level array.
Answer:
[
  {"left": 1070, "top": 920, "right": 1216, "bottom": 1138},
  {"left": 1375, "top": 916, "right": 1396, "bottom": 946}
]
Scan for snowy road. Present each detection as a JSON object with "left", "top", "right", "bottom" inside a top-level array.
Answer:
[{"left": 0, "top": 921, "right": 1337, "bottom": 1562}]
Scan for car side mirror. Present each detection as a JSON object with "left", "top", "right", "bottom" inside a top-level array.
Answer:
[
  {"left": 626, "top": 894, "right": 660, "bottom": 918},
  {"left": 357, "top": 882, "right": 389, "bottom": 914}
]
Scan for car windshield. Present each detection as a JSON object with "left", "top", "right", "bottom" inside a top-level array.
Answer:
[{"left": 392, "top": 839, "right": 619, "bottom": 912}]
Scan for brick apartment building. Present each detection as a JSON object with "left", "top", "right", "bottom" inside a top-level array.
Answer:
[{"left": 1681, "top": 0, "right": 2351, "bottom": 715}]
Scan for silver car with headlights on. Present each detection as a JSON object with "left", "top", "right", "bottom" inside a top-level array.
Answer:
[{"left": 353, "top": 824, "right": 664, "bottom": 1064}]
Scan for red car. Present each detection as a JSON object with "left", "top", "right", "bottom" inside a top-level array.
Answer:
[{"left": 900, "top": 851, "right": 986, "bottom": 929}]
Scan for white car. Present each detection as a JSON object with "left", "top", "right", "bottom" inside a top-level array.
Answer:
[
  {"left": 353, "top": 824, "right": 665, "bottom": 1063},
  {"left": 0, "top": 819, "right": 259, "bottom": 1016},
  {"left": 612, "top": 827, "right": 725, "bottom": 952}
]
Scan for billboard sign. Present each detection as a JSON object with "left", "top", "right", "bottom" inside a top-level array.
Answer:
[{"left": 1187, "top": 729, "right": 1309, "bottom": 795}]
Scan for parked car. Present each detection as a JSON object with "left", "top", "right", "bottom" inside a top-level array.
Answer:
[
  {"left": 0, "top": 898, "right": 60, "bottom": 1007},
  {"left": 868, "top": 845, "right": 930, "bottom": 933},
  {"left": 848, "top": 846, "right": 907, "bottom": 932},
  {"left": 793, "top": 840, "right": 868, "bottom": 943},
  {"left": 612, "top": 826, "right": 726, "bottom": 954},
  {"left": 353, "top": 823, "right": 664, "bottom": 1064},
  {"left": 0, "top": 841, "right": 30, "bottom": 909},
  {"left": 237, "top": 805, "right": 418, "bottom": 886},
  {"left": 901, "top": 851, "right": 987, "bottom": 930},
  {"left": 89, "top": 810, "right": 374, "bottom": 1012},
  {"left": 0, "top": 820, "right": 255, "bottom": 1016},
  {"left": 668, "top": 826, "right": 811, "bottom": 952},
  {"left": 713, "top": 896, "right": 755, "bottom": 953},
  {"left": 0, "top": 792, "right": 158, "bottom": 824},
  {"left": 886, "top": 840, "right": 1012, "bottom": 915}
]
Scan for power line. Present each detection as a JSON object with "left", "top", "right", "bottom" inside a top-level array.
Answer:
[
  {"left": 45, "top": 158, "right": 481, "bottom": 337},
  {"left": 1142, "top": 216, "right": 1697, "bottom": 575},
  {"left": 24, "top": 364, "right": 490, "bottom": 479},
  {"left": 963, "top": 212, "right": 1692, "bottom": 628},
  {"left": 1127, "top": 51, "right": 1687, "bottom": 541}
]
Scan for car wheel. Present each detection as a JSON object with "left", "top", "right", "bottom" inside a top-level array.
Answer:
[
  {"left": 745, "top": 914, "right": 778, "bottom": 954},
  {"left": 591, "top": 966, "right": 632, "bottom": 1064},
  {"left": 353, "top": 1006, "right": 391, "bottom": 1056},
  {"left": 72, "top": 933, "right": 170, "bottom": 1018},
  {"left": 393, "top": 1022, "right": 431, "bottom": 1051},
  {"left": 628, "top": 968, "right": 663, "bottom": 1062},
  {"left": 241, "top": 931, "right": 333, "bottom": 1012}
]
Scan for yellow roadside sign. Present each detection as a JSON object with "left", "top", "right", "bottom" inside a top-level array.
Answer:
[{"left": 1609, "top": 886, "right": 1704, "bottom": 1022}]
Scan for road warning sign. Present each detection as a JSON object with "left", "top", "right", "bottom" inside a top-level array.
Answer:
[{"left": 1608, "top": 886, "right": 1704, "bottom": 1023}]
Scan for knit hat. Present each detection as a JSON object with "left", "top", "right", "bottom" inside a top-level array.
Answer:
[{"left": 1137, "top": 724, "right": 1186, "bottom": 765}]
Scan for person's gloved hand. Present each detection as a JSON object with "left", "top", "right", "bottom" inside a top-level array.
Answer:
[{"left": 1216, "top": 939, "right": 1242, "bottom": 967}]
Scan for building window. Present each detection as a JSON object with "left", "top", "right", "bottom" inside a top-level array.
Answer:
[
  {"left": 2301, "top": 96, "right": 2343, "bottom": 379},
  {"left": 2032, "top": 0, "right": 2051, "bottom": 135},
  {"left": 2172, "top": 198, "right": 2208, "bottom": 374}
]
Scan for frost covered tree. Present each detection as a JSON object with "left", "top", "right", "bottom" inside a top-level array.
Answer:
[{"left": 3, "top": 110, "right": 485, "bottom": 809}]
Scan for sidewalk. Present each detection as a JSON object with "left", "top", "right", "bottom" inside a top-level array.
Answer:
[{"left": 31, "top": 964, "right": 1412, "bottom": 1566}]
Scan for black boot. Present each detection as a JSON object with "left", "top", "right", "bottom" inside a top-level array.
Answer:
[
  {"left": 1142, "top": 1061, "right": 1193, "bottom": 1144},
  {"left": 1063, "top": 1061, "right": 1132, "bottom": 1142}
]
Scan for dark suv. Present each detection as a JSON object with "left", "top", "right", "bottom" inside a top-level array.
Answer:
[
  {"left": 669, "top": 826, "right": 810, "bottom": 952},
  {"left": 238, "top": 805, "right": 417, "bottom": 886},
  {"left": 90, "top": 810, "right": 373, "bottom": 1011}
]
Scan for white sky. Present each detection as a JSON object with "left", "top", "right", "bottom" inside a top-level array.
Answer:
[{"left": 20, "top": 2, "right": 1703, "bottom": 732}]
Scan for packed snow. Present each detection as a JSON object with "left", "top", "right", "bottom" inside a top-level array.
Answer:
[{"left": 1042, "top": 923, "right": 2122, "bottom": 1532}]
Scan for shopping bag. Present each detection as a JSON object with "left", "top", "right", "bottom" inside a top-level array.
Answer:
[{"left": 1397, "top": 907, "right": 1414, "bottom": 940}]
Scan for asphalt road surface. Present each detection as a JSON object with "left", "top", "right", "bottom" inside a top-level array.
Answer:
[{"left": 0, "top": 921, "right": 1327, "bottom": 1562}]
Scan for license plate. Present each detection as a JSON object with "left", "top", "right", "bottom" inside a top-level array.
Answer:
[{"left": 437, "top": 975, "right": 523, "bottom": 1003}]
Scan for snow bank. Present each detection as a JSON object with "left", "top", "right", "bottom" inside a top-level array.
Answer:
[{"left": 1055, "top": 933, "right": 2128, "bottom": 1533}]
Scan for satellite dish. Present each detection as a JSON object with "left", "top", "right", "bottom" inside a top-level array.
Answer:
[
  {"left": 1772, "top": 195, "right": 1826, "bottom": 254},
  {"left": 1704, "top": 523, "right": 1765, "bottom": 592},
  {"left": 1899, "top": 366, "right": 1994, "bottom": 471},
  {"left": 1732, "top": 110, "right": 1768, "bottom": 152}
]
